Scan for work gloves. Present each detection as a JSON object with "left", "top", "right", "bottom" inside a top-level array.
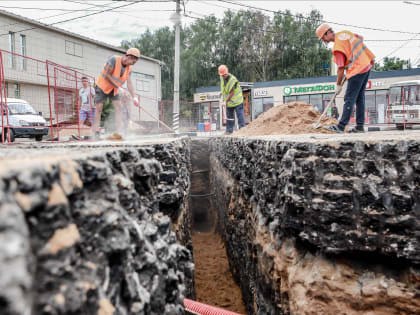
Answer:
[{"left": 336, "top": 84, "right": 343, "bottom": 95}]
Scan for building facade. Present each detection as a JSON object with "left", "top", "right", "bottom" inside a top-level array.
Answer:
[
  {"left": 194, "top": 68, "right": 420, "bottom": 129},
  {"left": 0, "top": 9, "right": 162, "bottom": 123}
]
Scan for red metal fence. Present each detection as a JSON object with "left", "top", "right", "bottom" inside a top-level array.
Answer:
[{"left": 0, "top": 49, "right": 163, "bottom": 144}]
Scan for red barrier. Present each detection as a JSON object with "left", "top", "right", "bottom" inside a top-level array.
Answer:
[
  {"left": 0, "top": 49, "right": 95, "bottom": 143},
  {"left": 184, "top": 299, "right": 244, "bottom": 315}
]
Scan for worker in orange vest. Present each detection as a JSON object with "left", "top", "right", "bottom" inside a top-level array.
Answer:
[
  {"left": 316, "top": 24, "right": 375, "bottom": 133},
  {"left": 93, "top": 48, "right": 140, "bottom": 138}
]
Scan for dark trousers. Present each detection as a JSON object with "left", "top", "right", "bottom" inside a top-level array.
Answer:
[
  {"left": 338, "top": 70, "right": 371, "bottom": 129},
  {"left": 226, "top": 103, "right": 246, "bottom": 133}
]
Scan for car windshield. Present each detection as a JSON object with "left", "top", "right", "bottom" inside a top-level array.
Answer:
[{"left": 7, "top": 103, "right": 37, "bottom": 115}]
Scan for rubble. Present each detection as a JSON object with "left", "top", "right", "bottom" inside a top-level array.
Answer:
[
  {"left": 0, "top": 138, "right": 194, "bottom": 315},
  {"left": 210, "top": 135, "right": 420, "bottom": 314}
]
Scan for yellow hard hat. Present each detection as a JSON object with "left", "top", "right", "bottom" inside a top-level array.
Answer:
[
  {"left": 126, "top": 48, "right": 140, "bottom": 58},
  {"left": 316, "top": 23, "right": 331, "bottom": 39},
  {"left": 218, "top": 64, "right": 228, "bottom": 75}
]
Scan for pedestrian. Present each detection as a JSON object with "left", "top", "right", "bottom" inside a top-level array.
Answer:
[
  {"left": 93, "top": 48, "right": 140, "bottom": 138},
  {"left": 78, "top": 76, "right": 95, "bottom": 127},
  {"left": 218, "top": 65, "right": 246, "bottom": 135},
  {"left": 316, "top": 24, "right": 375, "bottom": 133}
]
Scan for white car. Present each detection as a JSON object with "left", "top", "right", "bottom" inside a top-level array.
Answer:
[{"left": 1, "top": 98, "right": 49, "bottom": 142}]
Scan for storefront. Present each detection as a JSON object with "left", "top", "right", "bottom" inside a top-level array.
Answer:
[
  {"left": 194, "top": 83, "right": 253, "bottom": 130},
  {"left": 194, "top": 68, "right": 420, "bottom": 128},
  {"left": 252, "top": 68, "right": 420, "bottom": 124}
]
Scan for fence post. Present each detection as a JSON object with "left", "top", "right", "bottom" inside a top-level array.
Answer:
[
  {"left": 53, "top": 67, "right": 60, "bottom": 141},
  {"left": 75, "top": 71, "right": 81, "bottom": 140},
  {"left": 46, "top": 61, "right": 55, "bottom": 141}
]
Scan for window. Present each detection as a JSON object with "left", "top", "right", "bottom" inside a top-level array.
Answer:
[
  {"left": 65, "top": 40, "right": 83, "bottom": 57},
  {"left": 284, "top": 95, "right": 297, "bottom": 103},
  {"left": 9, "top": 32, "right": 15, "bottom": 69},
  {"left": 14, "top": 83, "right": 20, "bottom": 98},
  {"left": 263, "top": 97, "right": 274, "bottom": 112},
  {"left": 136, "top": 80, "right": 143, "bottom": 91},
  {"left": 296, "top": 95, "right": 309, "bottom": 103},
  {"left": 322, "top": 93, "right": 335, "bottom": 116},
  {"left": 20, "top": 34, "right": 26, "bottom": 70},
  {"left": 309, "top": 94, "right": 322, "bottom": 112},
  {"left": 375, "top": 90, "right": 388, "bottom": 124},
  {"left": 365, "top": 90, "right": 376, "bottom": 123},
  {"left": 136, "top": 80, "right": 151, "bottom": 92}
]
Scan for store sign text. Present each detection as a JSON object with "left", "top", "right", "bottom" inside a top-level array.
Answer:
[
  {"left": 199, "top": 93, "right": 220, "bottom": 101},
  {"left": 254, "top": 89, "right": 268, "bottom": 97},
  {"left": 283, "top": 84, "right": 335, "bottom": 95},
  {"left": 366, "top": 80, "right": 386, "bottom": 89}
]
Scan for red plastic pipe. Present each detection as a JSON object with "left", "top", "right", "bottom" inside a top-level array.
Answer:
[{"left": 184, "top": 299, "right": 245, "bottom": 315}]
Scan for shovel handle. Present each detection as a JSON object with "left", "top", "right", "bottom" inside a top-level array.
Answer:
[{"left": 315, "top": 77, "right": 347, "bottom": 124}]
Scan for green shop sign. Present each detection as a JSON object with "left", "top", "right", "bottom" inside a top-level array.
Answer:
[{"left": 283, "top": 84, "right": 335, "bottom": 95}]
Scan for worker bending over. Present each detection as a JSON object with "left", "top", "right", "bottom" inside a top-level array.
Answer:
[
  {"left": 93, "top": 48, "right": 140, "bottom": 138},
  {"left": 316, "top": 24, "right": 375, "bottom": 133}
]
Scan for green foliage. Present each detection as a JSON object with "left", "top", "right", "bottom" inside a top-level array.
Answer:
[
  {"left": 373, "top": 57, "right": 411, "bottom": 71},
  {"left": 122, "top": 9, "right": 332, "bottom": 101}
]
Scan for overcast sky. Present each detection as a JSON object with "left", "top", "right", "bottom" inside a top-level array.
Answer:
[{"left": 1, "top": 0, "right": 420, "bottom": 66}]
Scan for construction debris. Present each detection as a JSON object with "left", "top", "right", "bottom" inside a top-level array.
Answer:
[{"left": 233, "top": 102, "right": 338, "bottom": 136}]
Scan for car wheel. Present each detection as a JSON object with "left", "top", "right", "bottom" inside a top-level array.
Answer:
[
  {"left": 35, "top": 135, "right": 43, "bottom": 141},
  {"left": 2, "top": 128, "right": 15, "bottom": 143},
  {"left": 396, "top": 124, "right": 405, "bottom": 130}
]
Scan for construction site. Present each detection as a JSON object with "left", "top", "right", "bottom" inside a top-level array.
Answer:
[{"left": 0, "top": 1, "right": 420, "bottom": 315}]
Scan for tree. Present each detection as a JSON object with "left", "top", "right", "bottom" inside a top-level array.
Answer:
[
  {"left": 373, "top": 57, "right": 411, "bottom": 71},
  {"left": 122, "top": 9, "right": 332, "bottom": 101}
]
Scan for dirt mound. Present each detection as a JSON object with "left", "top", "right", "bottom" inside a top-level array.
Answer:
[
  {"left": 233, "top": 102, "right": 337, "bottom": 136},
  {"left": 105, "top": 132, "right": 124, "bottom": 141}
]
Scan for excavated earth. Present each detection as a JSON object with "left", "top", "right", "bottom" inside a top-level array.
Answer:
[
  {"left": 1, "top": 129, "right": 420, "bottom": 315},
  {"left": 0, "top": 138, "right": 194, "bottom": 315},
  {"left": 210, "top": 131, "right": 420, "bottom": 315}
]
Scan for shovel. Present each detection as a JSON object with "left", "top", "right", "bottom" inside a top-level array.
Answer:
[{"left": 312, "top": 78, "right": 346, "bottom": 129}]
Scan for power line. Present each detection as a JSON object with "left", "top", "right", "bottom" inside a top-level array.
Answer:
[
  {"left": 0, "top": 1, "right": 116, "bottom": 29},
  {"left": 0, "top": 1, "right": 140, "bottom": 37},
  {"left": 377, "top": 34, "right": 420, "bottom": 64},
  {"left": 217, "top": 0, "right": 420, "bottom": 36},
  {"left": 183, "top": 10, "right": 420, "bottom": 44},
  {"left": 0, "top": 4, "right": 173, "bottom": 13}
]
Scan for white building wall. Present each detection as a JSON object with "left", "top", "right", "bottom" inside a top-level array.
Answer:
[{"left": 0, "top": 12, "right": 161, "bottom": 122}]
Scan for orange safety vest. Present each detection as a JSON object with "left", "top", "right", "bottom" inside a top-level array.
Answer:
[
  {"left": 96, "top": 56, "right": 131, "bottom": 95},
  {"left": 332, "top": 30, "right": 375, "bottom": 79}
]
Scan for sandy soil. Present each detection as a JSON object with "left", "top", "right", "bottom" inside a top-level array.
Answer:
[
  {"left": 192, "top": 231, "right": 247, "bottom": 314},
  {"left": 233, "top": 102, "right": 338, "bottom": 136},
  {"left": 105, "top": 133, "right": 124, "bottom": 141}
]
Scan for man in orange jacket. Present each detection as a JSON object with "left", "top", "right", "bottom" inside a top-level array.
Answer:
[
  {"left": 316, "top": 24, "right": 375, "bottom": 133},
  {"left": 93, "top": 48, "right": 140, "bottom": 138}
]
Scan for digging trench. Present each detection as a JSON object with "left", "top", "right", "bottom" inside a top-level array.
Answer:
[{"left": 0, "top": 134, "right": 419, "bottom": 315}]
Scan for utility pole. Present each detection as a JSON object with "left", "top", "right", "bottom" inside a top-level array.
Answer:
[{"left": 171, "top": 0, "right": 181, "bottom": 133}]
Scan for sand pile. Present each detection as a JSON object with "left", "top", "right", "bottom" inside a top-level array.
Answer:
[
  {"left": 105, "top": 132, "right": 124, "bottom": 141},
  {"left": 233, "top": 102, "right": 338, "bottom": 136}
]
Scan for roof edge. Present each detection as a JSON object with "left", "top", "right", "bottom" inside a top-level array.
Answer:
[{"left": 0, "top": 9, "right": 162, "bottom": 65}]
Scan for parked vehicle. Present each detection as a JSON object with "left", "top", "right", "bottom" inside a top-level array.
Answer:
[
  {"left": 388, "top": 80, "right": 420, "bottom": 129},
  {"left": 1, "top": 98, "right": 49, "bottom": 142}
]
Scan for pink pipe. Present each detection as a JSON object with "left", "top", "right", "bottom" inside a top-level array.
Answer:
[{"left": 184, "top": 299, "right": 245, "bottom": 315}]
